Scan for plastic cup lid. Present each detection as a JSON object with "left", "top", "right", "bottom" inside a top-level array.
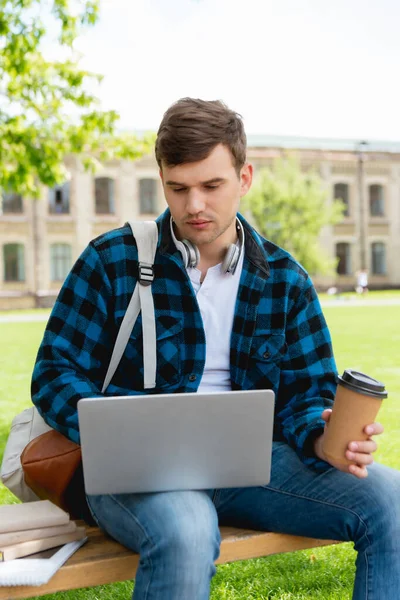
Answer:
[{"left": 338, "top": 369, "right": 387, "bottom": 399}]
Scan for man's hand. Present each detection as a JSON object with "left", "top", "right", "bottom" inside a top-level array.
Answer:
[{"left": 314, "top": 409, "right": 384, "bottom": 478}]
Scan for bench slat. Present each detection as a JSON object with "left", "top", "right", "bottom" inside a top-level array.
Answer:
[
  {"left": 218, "top": 526, "right": 339, "bottom": 564},
  {"left": 0, "top": 525, "right": 339, "bottom": 600}
]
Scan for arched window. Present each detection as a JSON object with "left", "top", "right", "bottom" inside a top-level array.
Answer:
[
  {"left": 333, "top": 183, "right": 349, "bottom": 217},
  {"left": 1, "top": 192, "right": 23, "bottom": 214},
  {"left": 50, "top": 244, "right": 72, "bottom": 281},
  {"left": 3, "top": 244, "right": 25, "bottom": 281},
  {"left": 49, "top": 182, "right": 70, "bottom": 214},
  {"left": 336, "top": 242, "right": 351, "bottom": 275},
  {"left": 371, "top": 242, "right": 386, "bottom": 275},
  {"left": 369, "top": 185, "right": 384, "bottom": 216},
  {"left": 95, "top": 177, "right": 115, "bottom": 214},
  {"left": 139, "top": 179, "right": 157, "bottom": 214}
]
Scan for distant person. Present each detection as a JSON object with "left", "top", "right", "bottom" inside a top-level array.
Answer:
[
  {"left": 356, "top": 269, "right": 369, "bottom": 294},
  {"left": 327, "top": 286, "right": 338, "bottom": 296},
  {"left": 32, "top": 98, "right": 400, "bottom": 600}
]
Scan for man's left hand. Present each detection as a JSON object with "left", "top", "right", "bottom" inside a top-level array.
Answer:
[{"left": 314, "top": 409, "right": 384, "bottom": 478}]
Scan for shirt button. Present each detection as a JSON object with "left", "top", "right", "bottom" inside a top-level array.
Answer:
[
  {"left": 189, "top": 374, "right": 197, "bottom": 382},
  {"left": 263, "top": 351, "right": 271, "bottom": 359}
]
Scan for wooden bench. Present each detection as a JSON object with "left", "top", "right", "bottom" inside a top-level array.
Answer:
[{"left": 0, "top": 523, "right": 339, "bottom": 600}]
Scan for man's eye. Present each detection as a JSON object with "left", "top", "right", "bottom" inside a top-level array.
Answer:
[
  {"left": 172, "top": 188, "right": 186, "bottom": 193},
  {"left": 205, "top": 185, "right": 219, "bottom": 190}
]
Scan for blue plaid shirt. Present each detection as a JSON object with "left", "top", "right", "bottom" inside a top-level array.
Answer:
[{"left": 31, "top": 209, "right": 338, "bottom": 471}]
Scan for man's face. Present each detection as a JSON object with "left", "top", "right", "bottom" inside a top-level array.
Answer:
[{"left": 160, "top": 144, "right": 252, "bottom": 250}]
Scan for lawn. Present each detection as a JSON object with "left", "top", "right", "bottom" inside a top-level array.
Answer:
[{"left": 0, "top": 297, "right": 399, "bottom": 599}]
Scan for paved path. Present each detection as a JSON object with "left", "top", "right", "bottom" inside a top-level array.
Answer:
[
  {"left": 321, "top": 298, "right": 400, "bottom": 308},
  {"left": 0, "top": 313, "right": 50, "bottom": 323}
]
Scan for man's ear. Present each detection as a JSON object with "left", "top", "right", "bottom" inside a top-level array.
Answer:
[
  {"left": 240, "top": 163, "right": 253, "bottom": 197},
  {"left": 159, "top": 168, "right": 163, "bottom": 183}
]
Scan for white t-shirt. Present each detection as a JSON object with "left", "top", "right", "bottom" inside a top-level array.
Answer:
[
  {"left": 357, "top": 271, "right": 368, "bottom": 287},
  {"left": 186, "top": 251, "right": 244, "bottom": 393}
]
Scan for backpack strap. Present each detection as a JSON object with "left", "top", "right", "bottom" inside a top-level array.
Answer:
[{"left": 101, "top": 221, "right": 158, "bottom": 392}]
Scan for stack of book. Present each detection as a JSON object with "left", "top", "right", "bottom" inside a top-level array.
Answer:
[{"left": 0, "top": 500, "right": 86, "bottom": 561}]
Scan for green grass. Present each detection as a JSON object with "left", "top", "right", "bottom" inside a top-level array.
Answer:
[
  {"left": 0, "top": 323, "right": 45, "bottom": 506},
  {"left": 324, "top": 304, "right": 400, "bottom": 469},
  {"left": 0, "top": 302, "right": 399, "bottom": 599}
]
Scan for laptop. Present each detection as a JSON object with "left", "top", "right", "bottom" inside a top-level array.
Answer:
[{"left": 77, "top": 389, "right": 275, "bottom": 495}]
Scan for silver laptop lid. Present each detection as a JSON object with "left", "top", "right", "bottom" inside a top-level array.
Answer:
[{"left": 78, "top": 389, "right": 275, "bottom": 495}]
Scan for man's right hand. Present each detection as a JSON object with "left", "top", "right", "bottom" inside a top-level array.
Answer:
[{"left": 313, "top": 409, "right": 383, "bottom": 479}]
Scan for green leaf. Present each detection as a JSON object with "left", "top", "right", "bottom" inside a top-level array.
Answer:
[
  {"left": 242, "top": 155, "right": 344, "bottom": 276},
  {"left": 0, "top": 0, "right": 149, "bottom": 198}
]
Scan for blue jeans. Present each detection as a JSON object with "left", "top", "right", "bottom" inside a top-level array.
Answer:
[{"left": 86, "top": 442, "right": 400, "bottom": 600}]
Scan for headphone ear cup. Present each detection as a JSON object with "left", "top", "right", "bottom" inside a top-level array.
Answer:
[
  {"left": 169, "top": 217, "right": 200, "bottom": 268},
  {"left": 222, "top": 243, "right": 240, "bottom": 274},
  {"left": 174, "top": 239, "right": 190, "bottom": 268},
  {"left": 183, "top": 239, "right": 200, "bottom": 268}
]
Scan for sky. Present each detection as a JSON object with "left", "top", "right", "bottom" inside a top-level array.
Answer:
[{"left": 69, "top": 0, "right": 400, "bottom": 141}]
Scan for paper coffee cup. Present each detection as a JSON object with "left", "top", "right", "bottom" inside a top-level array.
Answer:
[{"left": 322, "top": 370, "right": 387, "bottom": 465}]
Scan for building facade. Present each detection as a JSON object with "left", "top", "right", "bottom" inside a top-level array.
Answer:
[{"left": 1, "top": 136, "right": 399, "bottom": 309}]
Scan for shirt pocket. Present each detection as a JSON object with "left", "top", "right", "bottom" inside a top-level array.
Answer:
[
  {"left": 123, "top": 315, "right": 183, "bottom": 391},
  {"left": 155, "top": 315, "right": 183, "bottom": 389},
  {"left": 248, "top": 332, "right": 287, "bottom": 388},
  {"left": 252, "top": 333, "right": 287, "bottom": 363}
]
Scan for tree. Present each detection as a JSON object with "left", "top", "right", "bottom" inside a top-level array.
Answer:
[
  {"left": 241, "top": 155, "right": 344, "bottom": 275},
  {"left": 0, "top": 0, "right": 152, "bottom": 198}
]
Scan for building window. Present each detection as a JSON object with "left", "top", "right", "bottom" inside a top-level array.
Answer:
[
  {"left": 3, "top": 244, "right": 25, "bottom": 282},
  {"left": 369, "top": 184, "right": 384, "bottom": 216},
  {"left": 333, "top": 183, "right": 350, "bottom": 217},
  {"left": 139, "top": 179, "right": 157, "bottom": 214},
  {"left": 50, "top": 243, "right": 72, "bottom": 281},
  {"left": 1, "top": 192, "right": 23, "bottom": 214},
  {"left": 49, "top": 182, "right": 70, "bottom": 214},
  {"left": 336, "top": 242, "right": 351, "bottom": 275},
  {"left": 371, "top": 242, "right": 386, "bottom": 275},
  {"left": 95, "top": 177, "right": 115, "bottom": 214}
]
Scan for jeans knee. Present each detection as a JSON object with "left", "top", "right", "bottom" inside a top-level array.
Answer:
[
  {"left": 160, "top": 517, "right": 220, "bottom": 567},
  {"left": 355, "top": 465, "right": 400, "bottom": 549},
  {"left": 377, "top": 472, "right": 400, "bottom": 531}
]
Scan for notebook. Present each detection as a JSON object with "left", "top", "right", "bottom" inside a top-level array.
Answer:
[
  {"left": 0, "top": 521, "right": 77, "bottom": 547},
  {"left": 78, "top": 389, "right": 275, "bottom": 495},
  {"left": 0, "top": 538, "right": 87, "bottom": 586},
  {"left": 0, "top": 501, "right": 70, "bottom": 534},
  {"left": 0, "top": 527, "right": 86, "bottom": 561}
]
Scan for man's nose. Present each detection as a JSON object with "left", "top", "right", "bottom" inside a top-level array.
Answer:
[{"left": 186, "top": 189, "right": 206, "bottom": 215}]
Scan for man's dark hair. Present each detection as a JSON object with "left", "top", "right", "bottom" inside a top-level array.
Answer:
[{"left": 155, "top": 98, "right": 247, "bottom": 175}]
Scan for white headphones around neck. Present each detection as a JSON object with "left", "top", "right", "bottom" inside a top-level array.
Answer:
[{"left": 169, "top": 216, "right": 245, "bottom": 274}]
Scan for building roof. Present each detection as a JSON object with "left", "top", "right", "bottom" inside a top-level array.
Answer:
[
  {"left": 246, "top": 134, "right": 400, "bottom": 153},
  {"left": 131, "top": 129, "right": 400, "bottom": 155}
]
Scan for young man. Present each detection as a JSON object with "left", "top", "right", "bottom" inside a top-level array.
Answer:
[{"left": 32, "top": 98, "right": 400, "bottom": 600}]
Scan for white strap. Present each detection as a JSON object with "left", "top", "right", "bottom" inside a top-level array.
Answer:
[
  {"left": 101, "top": 221, "right": 158, "bottom": 392},
  {"left": 101, "top": 286, "right": 141, "bottom": 393},
  {"left": 129, "top": 221, "right": 158, "bottom": 389}
]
